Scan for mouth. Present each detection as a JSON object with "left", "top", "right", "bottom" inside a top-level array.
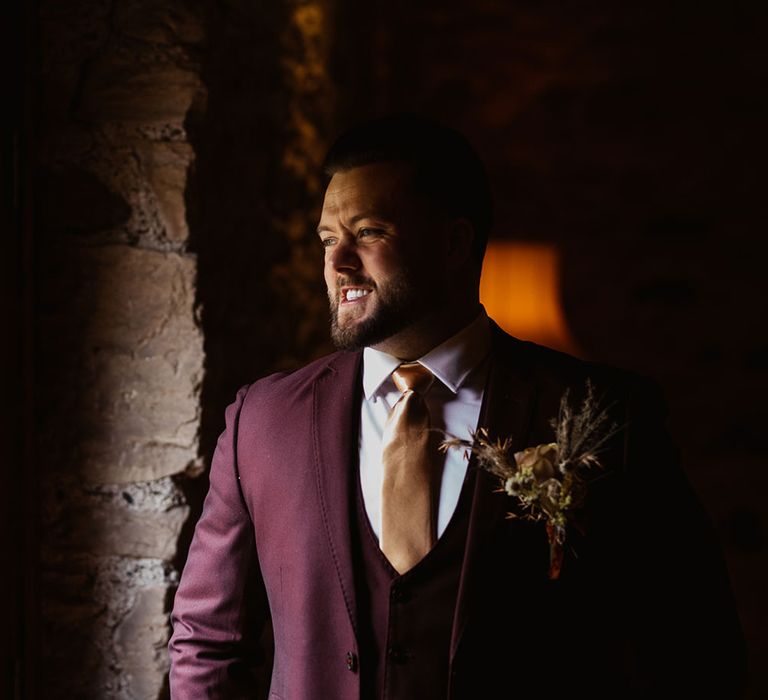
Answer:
[{"left": 340, "top": 286, "right": 373, "bottom": 305}]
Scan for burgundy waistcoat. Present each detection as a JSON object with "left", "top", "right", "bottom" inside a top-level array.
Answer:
[{"left": 351, "top": 464, "right": 475, "bottom": 699}]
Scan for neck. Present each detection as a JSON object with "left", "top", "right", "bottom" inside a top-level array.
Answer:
[{"left": 371, "top": 299, "right": 482, "bottom": 361}]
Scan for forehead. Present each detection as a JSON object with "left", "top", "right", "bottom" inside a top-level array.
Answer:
[{"left": 320, "top": 161, "right": 417, "bottom": 220}]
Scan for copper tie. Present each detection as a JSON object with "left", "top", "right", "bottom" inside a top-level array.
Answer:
[{"left": 380, "top": 362, "right": 440, "bottom": 574}]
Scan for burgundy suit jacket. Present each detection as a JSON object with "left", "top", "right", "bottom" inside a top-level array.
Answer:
[{"left": 169, "top": 323, "right": 746, "bottom": 699}]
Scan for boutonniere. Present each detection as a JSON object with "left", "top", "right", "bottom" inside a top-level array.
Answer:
[{"left": 441, "top": 379, "right": 622, "bottom": 580}]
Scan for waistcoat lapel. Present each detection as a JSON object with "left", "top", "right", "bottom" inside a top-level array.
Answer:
[
  {"left": 450, "top": 327, "right": 538, "bottom": 660},
  {"left": 312, "top": 350, "right": 363, "bottom": 641}
]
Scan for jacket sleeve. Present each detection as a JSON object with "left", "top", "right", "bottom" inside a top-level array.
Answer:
[
  {"left": 168, "top": 384, "right": 270, "bottom": 699},
  {"left": 622, "top": 377, "right": 747, "bottom": 696}
]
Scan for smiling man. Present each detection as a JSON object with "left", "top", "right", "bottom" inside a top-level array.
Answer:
[
  {"left": 169, "top": 115, "right": 746, "bottom": 699},
  {"left": 319, "top": 158, "right": 480, "bottom": 359}
]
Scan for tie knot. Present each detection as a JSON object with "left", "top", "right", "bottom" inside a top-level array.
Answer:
[{"left": 391, "top": 362, "right": 435, "bottom": 395}]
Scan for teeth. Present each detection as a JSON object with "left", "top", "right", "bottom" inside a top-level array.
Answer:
[{"left": 345, "top": 288, "right": 370, "bottom": 301}]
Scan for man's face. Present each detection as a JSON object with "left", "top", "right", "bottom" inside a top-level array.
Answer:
[{"left": 317, "top": 161, "right": 444, "bottom": 351}]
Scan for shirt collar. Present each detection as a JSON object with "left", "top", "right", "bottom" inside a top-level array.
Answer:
[{"left": 362, "top": 307, "right": 492, "bottom": 400}]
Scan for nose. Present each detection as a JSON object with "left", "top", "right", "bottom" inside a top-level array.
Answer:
[{"left": 327, "top": 235, "right": 361, "bottom": 273}]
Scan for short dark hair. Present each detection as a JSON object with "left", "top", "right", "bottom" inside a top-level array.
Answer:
[{"left": 322, "top": 114, "right": 492, "bottom": 267}]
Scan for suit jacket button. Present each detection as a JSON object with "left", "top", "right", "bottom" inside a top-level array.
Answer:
[
  {"left": 387, "top": 646, "right": 408, "bottom": 664},
  {"left": 345, "top": 651, "right": 358, "bottom": 672}
]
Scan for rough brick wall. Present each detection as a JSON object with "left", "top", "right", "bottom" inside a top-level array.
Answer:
[
  {"left": 34, "top": 0, "right": 337, "bottom": 697},
  {"left": 36, "top": 1, "right": 206, "bottom": 696}
]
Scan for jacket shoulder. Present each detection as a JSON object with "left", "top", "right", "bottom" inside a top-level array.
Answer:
[
  {"left": 491, "top": 324, "right": 662, "bottom": 408},
  {"left": 237, "top": 349, "right": 361, "bottom": 416}
]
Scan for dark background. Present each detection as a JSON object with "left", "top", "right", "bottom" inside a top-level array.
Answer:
[{"left": 9, "top": 0, "right": 767, "bottom": 697}]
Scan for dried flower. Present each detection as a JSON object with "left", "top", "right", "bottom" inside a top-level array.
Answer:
[{"left": 441, "top": 379, "right": 622, "bottom": 579}]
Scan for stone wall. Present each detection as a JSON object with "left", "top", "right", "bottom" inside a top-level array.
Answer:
[
  {"left": 36, "top": 1, "right": 206, "bottom": 696},
  {"left": 34, "top": 0, "right": 337, "bottom": 697}
]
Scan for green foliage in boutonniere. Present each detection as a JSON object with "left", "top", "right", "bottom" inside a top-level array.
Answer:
[{"left": 441, "top": 379, "right": 622, "bottom": 580}]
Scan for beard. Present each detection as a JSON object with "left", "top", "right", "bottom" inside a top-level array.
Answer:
[{"left": 328, "top": 270, "right": 422, "bottom": 351}]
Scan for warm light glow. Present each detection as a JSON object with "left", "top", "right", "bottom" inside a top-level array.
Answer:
[{"left": 480, "top": 241, "right": 580, "bottom": 355}]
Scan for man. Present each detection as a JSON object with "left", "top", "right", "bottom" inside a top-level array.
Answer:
[{"left": 169, "top": 115, "right": 746, "bottom": 698}]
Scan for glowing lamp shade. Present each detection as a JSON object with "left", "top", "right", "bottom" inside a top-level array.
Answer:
[{"left": 479, "top": 241, "right": 580, "bottom": 356}]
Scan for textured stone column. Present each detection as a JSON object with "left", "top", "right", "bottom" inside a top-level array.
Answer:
[
  {"left": 35, "top": 0, "right": 340, "bottom": 696},
  {"left": 36, "top": 1, "right": 206, "bottom": 696}
]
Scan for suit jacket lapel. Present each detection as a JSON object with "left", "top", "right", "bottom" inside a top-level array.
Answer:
[
  {"left": 312, "top": 350, "right": 363, "bottom": 640},
  {"left": 450, "top": 326, "right": 538, "bottom": 660}
]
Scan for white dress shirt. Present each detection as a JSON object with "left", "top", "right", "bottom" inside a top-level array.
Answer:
[{"left": 359, "top": 309, "right": 492, "bottom": 541}]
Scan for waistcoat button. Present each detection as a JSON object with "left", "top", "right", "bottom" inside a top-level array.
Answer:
[
  {"left": 345, "top": 651, "right": 358, "bottom": 672},
  {"left": 387, "top": 646, "right": 409, "bottom": 664},
  {"left": 391, "top": 585, "right": 410, "bottom": 603}
]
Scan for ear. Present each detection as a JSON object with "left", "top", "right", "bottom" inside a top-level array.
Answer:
[{"left": 445, "top": 218, "right": 475, "bottom": 271}]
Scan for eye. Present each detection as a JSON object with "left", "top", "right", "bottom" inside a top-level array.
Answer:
[
  {"left": 358, "top": 227, "right": 380, "bottom": 238},
  {"left": 320, "top": 236, "right": 336, "bottom": 248}
]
